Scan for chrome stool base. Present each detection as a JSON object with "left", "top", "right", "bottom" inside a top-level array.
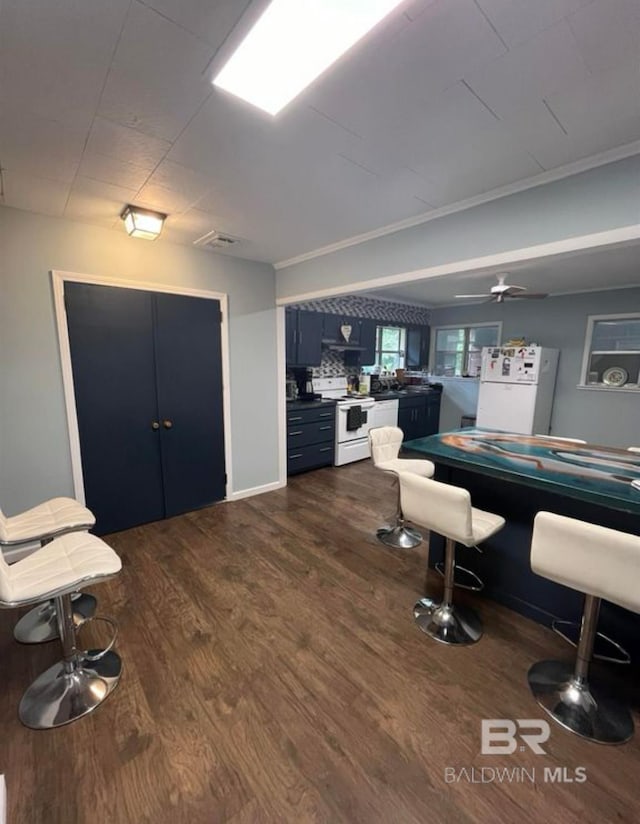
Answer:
[
  {"left": 413, "top": 597, "right": 483, "bottom": 645},
  {"left": 376, "top": 524, "right": 422, "bottom": 549},
  {"left": 528, "top": 660, "right": 634, "bottom": 745},
  {"left": 14, "top": 593, "right": 97, "bottom": 644},
  {"left": 19, "top": 650, "right": 122, "bottom": 730}
]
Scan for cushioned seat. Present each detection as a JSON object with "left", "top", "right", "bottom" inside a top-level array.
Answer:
[
  {"left": 399, "top": 471, "right": 505, "bottom": 645},
  {"left": 1, "top": 497, "right": 97, "bottom": 644},
  {"left": 0, "top": 498, "right": 95, "bottom": 546},
  {"left": 368, "top": 426, "right": 435, "bottom": 549},
  {"left": 0, "top": 531, "right": 122, "bottom": 729},
  {"left": 0, "top": 532, "right": 121, "bottom": 606}
]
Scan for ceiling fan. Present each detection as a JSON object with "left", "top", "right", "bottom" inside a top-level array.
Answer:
[{"left": 455, "top": 274, "right": 548, "bottom": 303}]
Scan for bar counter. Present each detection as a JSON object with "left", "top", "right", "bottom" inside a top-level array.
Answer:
[{"left": 404, "top": 429, "right": 640, "bottom": 657}]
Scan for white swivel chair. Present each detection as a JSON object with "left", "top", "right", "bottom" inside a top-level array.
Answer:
[
  {"left": 528, "top": 512, "right": 640, "bottom": 744},
  {"left": 0, "top": 531, "right": 122, "bottom": 729},
  {"left": 0, "top": 498, "right": 97, "bottom": 643},
  {"left": 627, "top": 447, "right": 640, "bottom": 453},
  {"left": 399, "top": 472, "right": 505, "bottom": 645},
  {"left": 368, "top": 426, "right": 435, "bottom": 549}
]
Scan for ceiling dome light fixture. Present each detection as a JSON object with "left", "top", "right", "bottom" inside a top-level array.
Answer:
[{"left": 120, "top": 205, "right": 166, "bottom": 240}]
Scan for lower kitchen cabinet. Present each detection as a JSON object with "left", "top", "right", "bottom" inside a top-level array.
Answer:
[
  {"left": 287, "top": 402, "right": 336, "bottom": 475},
  {"left": 398, "top": 392, "right": 441, "bottom": 442}
]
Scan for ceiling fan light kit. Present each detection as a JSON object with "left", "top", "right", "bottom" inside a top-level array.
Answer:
[{"left": 455, "top": 274, "right": 549, "bottom": 303}]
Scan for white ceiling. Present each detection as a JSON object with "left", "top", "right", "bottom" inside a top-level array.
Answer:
[
  {"left": 0, "top": 0, "right": 639, "bottom": 263},
  {"left": 363, "top": 240, "right": 640, "bottom": 306}
]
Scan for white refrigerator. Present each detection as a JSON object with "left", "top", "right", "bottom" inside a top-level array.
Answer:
[{"left": 476, "top": 346, "right": 559, "bottom": 435}]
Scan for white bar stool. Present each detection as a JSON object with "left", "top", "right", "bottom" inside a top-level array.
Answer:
[
  {"left": 399, "top": 472, "right": 505, "bottom": 645},
  {"left": 0, "top": 498, "right": 97, "bottom": 643},
  {"left": 627, "top": 447, "right": 640, "bottom": 453},
  {"left": 528, "top": 511, "right": 640, "bottom": 744},
  {"left": 0, "top": 531, "right": 122, "bottom": 729},
  {"left": 368, "top": 426, "right": 435, "bottom": 549}
]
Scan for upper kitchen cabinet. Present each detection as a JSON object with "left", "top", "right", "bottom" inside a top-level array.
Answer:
[
  {"left": 322, "top": 313, "right": 361, "bottom": 345},
  {"left": 406, "top": 325, "right": 430, "bottom": 370},
  {"left": 285, "top": 308, "right": 323, "bottom": 366},
  {"left": 357, "top": 318, "right": 376, "bottom": 366}
]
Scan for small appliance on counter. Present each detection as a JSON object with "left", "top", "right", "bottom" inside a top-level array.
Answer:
[{"left": 293, "top": 367, "right": 321, "bottom": 402}]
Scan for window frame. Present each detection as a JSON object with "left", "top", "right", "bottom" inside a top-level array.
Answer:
[
  {"left": 579, "top": 312, "right": 640, "bottom": 392},
  {"left": 373, "top": 324, "right": 407, "bottom": 373},
  {"left": 429, "top": 321, "right": 502, "bottom": 377}
]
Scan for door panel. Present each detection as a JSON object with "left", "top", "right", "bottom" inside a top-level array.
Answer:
[
  {"left": 154, "top": 293, "right": 226, "bottom": 516},
  {"left": 64, "top": 283, "right": 165, "bottom": 534}
]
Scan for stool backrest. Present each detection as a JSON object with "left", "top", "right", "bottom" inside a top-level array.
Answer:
[
  {"left": 369, "top": 426, "right": 403, "bottom": 466},
  {"left": 0, "top": 509, "right": 8, "bottom": 543},
  {"left": 628, "top": 447, "right": 640, "bottom": 453},
  {"left": 399, "top": 472, "right": 474, "bottom": 545},
  {"left": 531, "top": 512, "right": 640, "bottom": 614}
]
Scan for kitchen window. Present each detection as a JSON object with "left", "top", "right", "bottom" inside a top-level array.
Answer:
[
  {"left": 375, "top": 325, "right": 406, "bottom": 373},
  {"left": 580, "top": 313, "right": 640, "bottom": 391},
  {"left": 431, "top": 323, "right": 501, "bottom": 377}
]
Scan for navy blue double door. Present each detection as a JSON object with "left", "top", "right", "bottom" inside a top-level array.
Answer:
[{"left": 65, "top": 283, "right": 226, "bottom": 535}]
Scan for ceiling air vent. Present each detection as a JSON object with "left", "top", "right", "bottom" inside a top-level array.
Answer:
[{"left": 193, "top": 230, "right": 240, "bottom": 250}]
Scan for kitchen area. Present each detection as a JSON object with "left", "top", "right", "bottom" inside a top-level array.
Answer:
[
  {"left": 284, "top": 296, "right": 442, "bottom": 475},
  {"left": 284, "top": 274, "right": 640, "bottom": 478}
]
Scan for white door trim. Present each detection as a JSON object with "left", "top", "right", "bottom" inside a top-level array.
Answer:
[{"left": 51, "top": 269, "right": 234, "bottom": 504}]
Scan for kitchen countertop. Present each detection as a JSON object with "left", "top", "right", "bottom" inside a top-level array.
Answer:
[
  {"left": 370, "top": 387, "right": 442, "bottom": 400},
  {"left": 286, "top": 398, "right": 337, "bottom": 410}
]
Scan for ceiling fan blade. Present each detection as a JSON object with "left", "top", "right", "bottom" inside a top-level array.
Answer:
[
  {"left": 509, "top": 292, "right": 548, "bottom": 299},
  {"left": 455, "top": 293, "right": 492, "bottom": 298},
  {"left": 503, "top": 284, "right": 527, "bottom": 292}
]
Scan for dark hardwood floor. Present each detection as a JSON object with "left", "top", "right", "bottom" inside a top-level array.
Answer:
[{"left": 1, "top": 459, "right": 639, "bottom": 823}]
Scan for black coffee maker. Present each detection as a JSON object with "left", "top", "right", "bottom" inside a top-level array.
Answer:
[{"left": 294, "top": 368, "right": 320, "bottom": 401}]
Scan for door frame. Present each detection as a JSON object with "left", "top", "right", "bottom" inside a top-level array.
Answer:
[{"left": 51, "top": 269, "right": 233, "bottom": 505}]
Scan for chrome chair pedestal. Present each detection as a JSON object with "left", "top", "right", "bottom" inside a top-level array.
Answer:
[
  {"left": 377, "top": 477, "right": 422, "bottom": 549},
  {"left": 376, "top": 521, "right": 422, "bottom": 549},
  {"left": 414, "top": 536, "right": 483, "bottom": 645},
  {"left": 414, "top": 596, "right": 482, "bottom": 645},
  {"left": 14, "top": 592, "right": 97, "bottom": 644},
  {"left": 528, "top": 595, "right": 633, "bottom": 744},
  {"left": 18, "top": 593, "right": 121, "bottom": 729}
]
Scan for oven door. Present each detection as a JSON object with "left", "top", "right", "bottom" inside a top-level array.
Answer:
[{"left": 336, "top": 402, "right": 375, "bottom": 443}]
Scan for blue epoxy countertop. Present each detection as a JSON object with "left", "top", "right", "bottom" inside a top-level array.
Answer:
[{"left": 405, "top": 428, "right": 640, "bottom": 516}]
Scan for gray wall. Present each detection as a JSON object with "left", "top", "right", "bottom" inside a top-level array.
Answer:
[
  {"left": 430, "top": 288, "right": 640, "bottom": 447},
  {"left": 277, "top": 156, "right": 640, "bottom": 300},
  {"left": 0, "top": 206, "right": 279, "bottom": 515}
]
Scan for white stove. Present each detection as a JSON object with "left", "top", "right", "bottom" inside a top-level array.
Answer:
[{"left": 314, "top": 378, "right": 376, "bottom": 466}]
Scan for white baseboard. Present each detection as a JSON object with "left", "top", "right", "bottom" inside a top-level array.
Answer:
[{"left": 226, "top": 479, "right": 286, "bottom": 502}]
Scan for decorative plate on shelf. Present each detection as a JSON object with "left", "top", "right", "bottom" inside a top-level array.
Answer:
[{"left": 602, "top": 366, "right": 628, "bottom": 387}]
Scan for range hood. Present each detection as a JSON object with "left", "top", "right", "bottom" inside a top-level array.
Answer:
[{"left": 323, "top": 341, "right": 366, "bottom": 352}]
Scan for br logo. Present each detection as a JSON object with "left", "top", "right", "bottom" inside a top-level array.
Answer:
[{"left": 481, "top": 719, "right": 551, "bottom": 755}]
